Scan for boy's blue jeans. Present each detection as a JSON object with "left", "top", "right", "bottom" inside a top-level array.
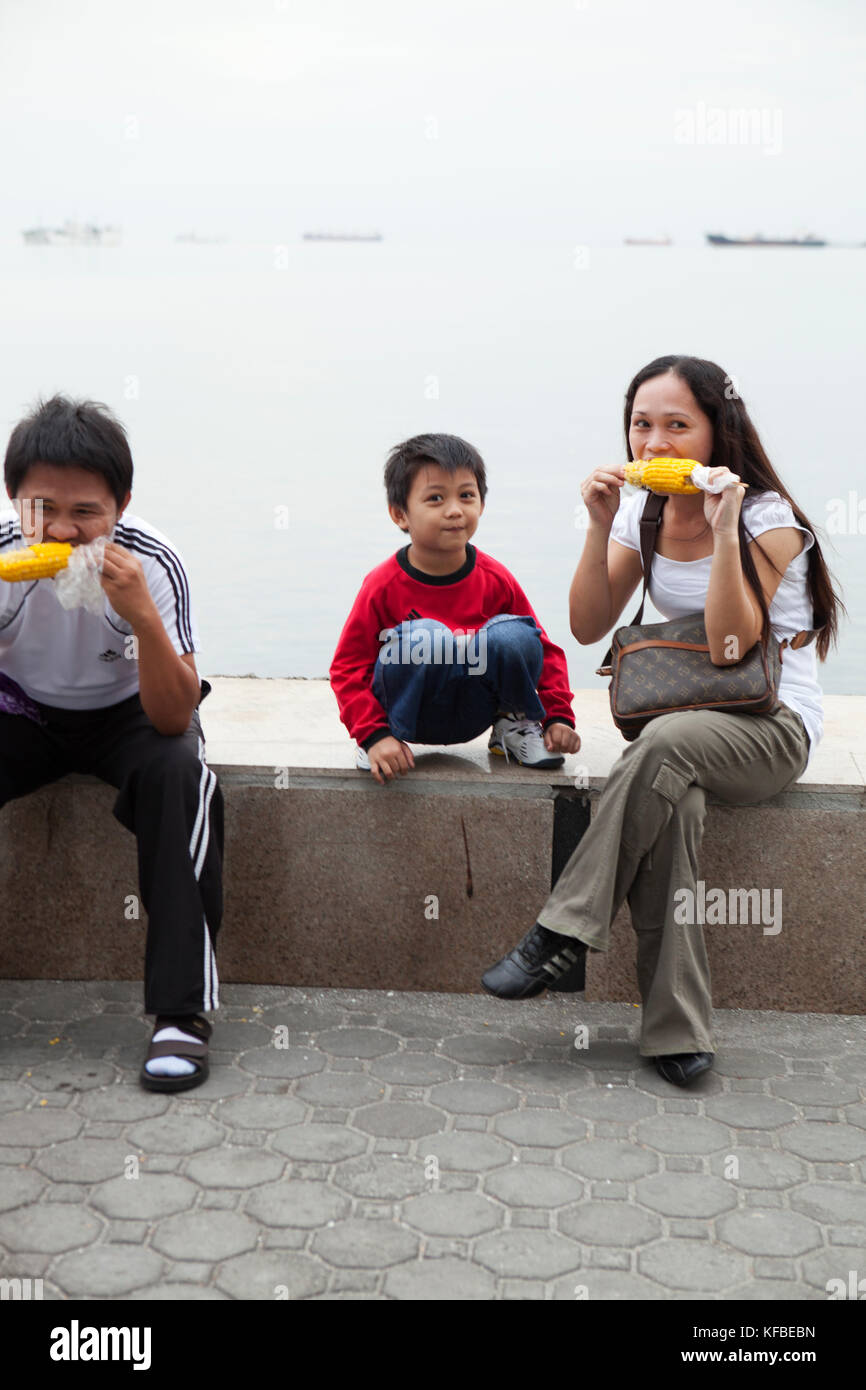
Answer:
[{"left": 371, "top": 614, "right": 547, "bottom": 745}]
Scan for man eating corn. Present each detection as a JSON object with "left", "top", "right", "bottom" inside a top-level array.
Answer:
[{"left": 0, "top": 395, "right": 222, "bottom": 1092}]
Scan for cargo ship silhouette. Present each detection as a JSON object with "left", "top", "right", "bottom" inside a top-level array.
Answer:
[
  {"left": 302, "top": 231, "right": 383, "bottom": 242},
  {"left": 706, "top": 232, "right": 826, "bottom": 246}
]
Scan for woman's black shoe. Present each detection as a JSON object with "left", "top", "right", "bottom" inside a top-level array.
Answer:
[
  {"left": 482, "top": 924, "right": 587, "bottom": 999},
  {"left": 653, "top": 1052, "right": 714, "bottom": 1086}
]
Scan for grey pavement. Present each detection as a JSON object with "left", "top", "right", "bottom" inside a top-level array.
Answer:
[{"left": 1, "top": 980, "right": 865, "bottom": 1301}]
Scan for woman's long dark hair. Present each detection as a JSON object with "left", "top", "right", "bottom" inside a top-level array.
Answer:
[{"left": 623, "top": 355, "right": 843, "bottom": 660}]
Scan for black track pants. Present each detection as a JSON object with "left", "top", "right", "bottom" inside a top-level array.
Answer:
[{"left": 0, "top": 688, "right": 223, "bottom": 1015}]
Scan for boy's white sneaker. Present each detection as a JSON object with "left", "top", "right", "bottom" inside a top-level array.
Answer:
[
  {"left": 355, "top": 746, "right": 371, "bottom": 770},
  {"left": 488, "top": 716, "right": 565, "bottom": 769}
]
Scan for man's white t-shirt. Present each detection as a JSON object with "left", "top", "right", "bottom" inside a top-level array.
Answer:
[
  {"left": 609, "top": 489, "right": 823, "bottom": 754},
  {"left": 0, "top": 511, "right": 200, "bottom": 710}
]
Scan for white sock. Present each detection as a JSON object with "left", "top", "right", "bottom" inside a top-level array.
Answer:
[{"left": 145, "top": 1026, "right": 199, "bottom": 1078}]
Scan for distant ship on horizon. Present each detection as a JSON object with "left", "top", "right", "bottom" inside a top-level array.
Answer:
[
  {"left": 22, "top": 221, "right": 121, "bottom": 246},
  {"left": 175, "top": 232, "right": 227, "bottom": 244},
  {"left": 302, "top": 230, "right": 383, "bottom": 242},
  {"left": 706, "top": 232, "right": 826, "bottom": 247},
  {"left": 624, "top": 236, "right": 672, "bottom": 246}
]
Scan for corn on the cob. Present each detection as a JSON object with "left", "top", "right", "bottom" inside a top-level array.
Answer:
[
  {"left": 0, "top": 542, "right": 73, "bottom": 582},
  {"left": 624, "top": 457, "right": 702, "bottom": 495}
]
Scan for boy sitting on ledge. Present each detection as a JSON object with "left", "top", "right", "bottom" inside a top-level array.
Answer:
[
  {"left": 0, "top": 395, "right": 222, "bottom": 1093},
  {"left": 330, "top": 433, "right": 580, "bottom": 784}
]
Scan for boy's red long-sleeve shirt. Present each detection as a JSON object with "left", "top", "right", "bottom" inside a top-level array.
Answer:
[{"left": 329, "top": 543, "right": 575, "bottom": 747}]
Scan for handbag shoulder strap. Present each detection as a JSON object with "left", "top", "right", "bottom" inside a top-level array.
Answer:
[
  {"left": 633, "top": 491, "right": 666, "bottom": 627},
  {"left": 599, "top": 491, "right": 665, "bottom": 667}
]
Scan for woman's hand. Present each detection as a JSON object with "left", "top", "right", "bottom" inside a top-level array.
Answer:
[
  {"left": 581, "top": 465, "right": 625, "bottom": 532},
  {"left": 702, "top": 467, "right": 746, "bottom": 537}
]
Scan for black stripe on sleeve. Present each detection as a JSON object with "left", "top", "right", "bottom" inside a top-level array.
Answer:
[{"left": 113, "top": 524, "right": 195, "bottom": 650}]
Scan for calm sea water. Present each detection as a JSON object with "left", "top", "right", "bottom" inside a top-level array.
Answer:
[{"left": 1, "top": 238, "right": 863, "bottom": 693}]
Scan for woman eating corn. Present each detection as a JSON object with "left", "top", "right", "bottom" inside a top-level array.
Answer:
[{"left": 482, "top": 354, "right": 843, "bottom": 1086}]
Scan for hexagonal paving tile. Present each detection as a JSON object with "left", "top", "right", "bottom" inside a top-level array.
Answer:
[
  {"left": 184, "top": 1147, "right": 286, "bottom": 1188},
  {"left": 353, "top": 1102, "right": 445, "bottom": 1139},
  {"left": 215, "top": 1251, "right": 328, "bottom": 1300},
  {"left": 0, "top": 1109, "right": 82, "bottom": 1147},
  {"left": 493, "top": 1111, "right": 587, "bottom": 1148},
  {"left": 708, "top": 1148, "right": 807, "bottom": 1190},
  {"left": 316, "top": 1028, "right": 400, "bottom": 1059},
  {"left": 801, "top": 1246, "right": 866, "bottom": 1293},
  {"left": 245, "top": 1179, "right": 350, "bottom": 1228},
  {"left": 0, "top": 1168, "right": 45, "bottom": 1211},
  {"left": 312, "top": 1218, "right": 418, "bottom": 1269},
  {"left": 89, "top": 1174, "right": 198, "bottom": 1221},
  {"left": 126, "top": 1115, "right": 226, "bottom": 1155},
  {"left": 704, "top": 1095, "right": 798, "bottom": 1130},
  {"left": 333, "top": 1156, "right": 427, "bottom": 1200},
  {"left": 781, "top": 1122, "right": 866, "bottom": 1162},
  {"left": 401, "top": 1192, "right": 501, "bottom": 1237},
  {"left": 498, "top": 1060, "right": 591, "bottom": 1093},
  {"left": 789, "top": 1181, "right": 866, "bottom": 1226},
  {"left": 634, "top": 1115, "right": 730, "bottom": 1155},
  {"left": 561, "top": 1139, "right": 658, "bottom": 1181},
  {"left": 0, "top": 1083, "right": 36, "bottom": 1114},
  {"left": 23, "top": 1059, "right": 118, "bottom": 1094},
  {"left": 429, "top": 1081, "right": 518, "bottom": 1116},
  {"left": 438, "top": 1034, "right": 523, "bottom": 1065},
  {"left": 369, "top": 1053, "right": 456, "bottom": 1086},
  {"left": 421, "top": 1132, "right": 513, "bottom": 1172},
  {"left": 53, "top": 1246, "right": 165, "bottom": 1297},
  {"left": 214, "top": 1094, "right": 307, "bottom": 1130},
  {"left": 717, "top": 1209, "right": 822, "bottom": 1257},
  {"left": 0, "top": 1204, "right": 101, "bottom": 1253},
  {"left": 294, "top": 1073, "right": 384, "bottom": 1108},
  {"left": 484, "top": 1165, "right": 583, "bottom": 1209},
  {"left": 474, "top": 1229, "right": 581, "bottom": 1280},
  {"left": 558, "top": 1201, "right": 661, "bottom": 1246},
  {"left": 238, "top": 1045, "right": 327, "bottom": 1079},
  {"left": 770, "top": 1077, "right": 862, "bottom": 1107},
  {"left": 712, "top": 1049, "right": 788, "bottom": 1079},
  {"left": 567, "top": 1089, "right": 657, "bottom": 1123},
  {"left": 634, "top": 1173, "right": 737, "bottom": 1219},
  {"left": 638, "top": 1238, "right": 746, "bottom": 1292},
  {"left": 384, "top": 1255, "right": 496, "bottom": 1300},
  {"left": 151, "top": 1211, "right": 259, "bottom": 1261},
  {"left": 78, "top": 1087, "right": 169, "bottom": 1122},
  {"left": 271, "top": 1123, "right": 367, "bottom": 1163},
  {"left": 35, "top": 1138, "right": 133, "bottom": 1183}
]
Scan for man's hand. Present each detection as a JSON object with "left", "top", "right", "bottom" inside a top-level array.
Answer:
[
  {"left": 100, "top": 542, "right": 157, "bottom": 629},
  {"left": 543, "top": 722, "right": 581, "bottom": 756},
  {"left": 368, "top": 736, "right": 415, "bottom": 785}
]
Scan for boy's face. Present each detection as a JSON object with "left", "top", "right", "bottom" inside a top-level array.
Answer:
[
  {"left": 10, "top": 463, "right": 131, "bottom": 546},
  {"left": 389, "top": 464, "right": 484, "bottom": 560}
]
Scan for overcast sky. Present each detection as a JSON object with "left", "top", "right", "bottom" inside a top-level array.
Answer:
[{"left": 1, "top": 0, "right": 863, "bottom": 243}]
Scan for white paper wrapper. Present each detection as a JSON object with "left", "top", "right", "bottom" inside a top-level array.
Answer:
[
  {"left": 690, "top": 464, "right": 742, "bottom": 494},
  {"left": 52, "top": 536, "right": 107, "bottom": 615}
]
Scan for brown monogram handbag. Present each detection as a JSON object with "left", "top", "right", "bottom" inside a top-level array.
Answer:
[{"left": 596, "top": 493, "right": 821, "bottom": 741}]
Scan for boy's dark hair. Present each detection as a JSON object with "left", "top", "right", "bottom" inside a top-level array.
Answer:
[
  {"left": 384, "top": 433, "right": 487, "bottom": 515},
  {"left": 4, "top": 394, "right": 133, "bottom": 506}
]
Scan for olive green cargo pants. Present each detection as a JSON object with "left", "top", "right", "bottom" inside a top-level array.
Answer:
[{"left": 536, "top": 703, "right": 810, "bottom": 1056}]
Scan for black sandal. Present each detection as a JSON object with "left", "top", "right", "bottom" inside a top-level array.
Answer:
[{"left": 140, "top": 1014, "right": 212, "bottom": 1093}]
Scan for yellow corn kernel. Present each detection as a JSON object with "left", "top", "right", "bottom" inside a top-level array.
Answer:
[
  {"left": 624, "top": 457, "right": 702, "bottom": 495},
  {"left": 0, "top": 542, "right": 73, "bottom": 582}
]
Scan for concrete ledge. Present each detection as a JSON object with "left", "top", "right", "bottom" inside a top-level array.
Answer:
[{"left": 1, "top": 680, "right": 864, "bottom": 1015}]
